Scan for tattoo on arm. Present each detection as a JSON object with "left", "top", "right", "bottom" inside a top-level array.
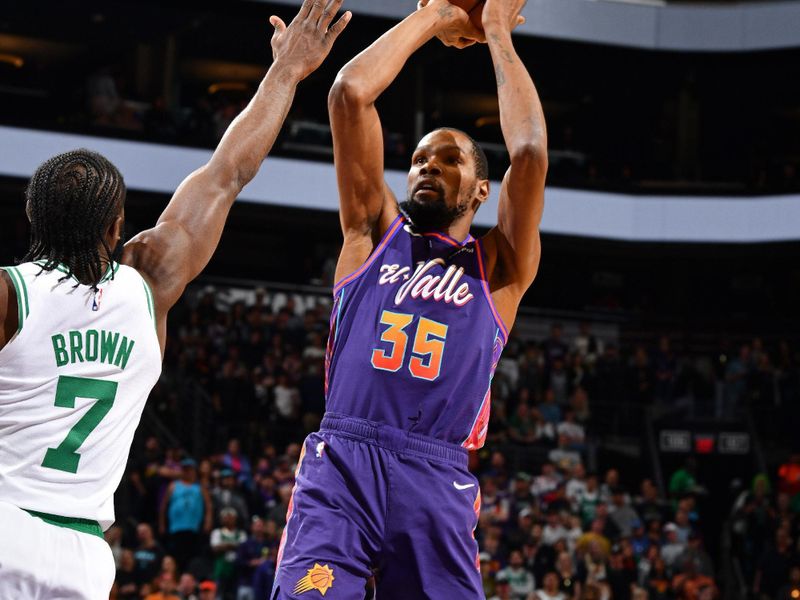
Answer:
[
  {"left": 437, "top": 4, "right": 454, "bottom": 18},
  {"left": 494, "top": 63, "right": 506, "bottom": 87},
  {"left": 489, "top": 33, "right": 516, "bottom": 64}
]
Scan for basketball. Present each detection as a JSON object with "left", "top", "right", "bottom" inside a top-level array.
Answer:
[
  {"left": 310, "top": 571, "right": 331, "bottom": 587},
  {"left": 449, "top": 0, "right": 485, "bottom": 31}
]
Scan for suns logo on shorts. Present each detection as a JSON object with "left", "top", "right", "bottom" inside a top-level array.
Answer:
[{"left": 293, "top": 563, "right": 335, "bottom": 596}]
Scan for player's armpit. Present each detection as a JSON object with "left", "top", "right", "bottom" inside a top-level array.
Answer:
[{"left": 122, "top": 222, "right": 193, "bottom": 318}]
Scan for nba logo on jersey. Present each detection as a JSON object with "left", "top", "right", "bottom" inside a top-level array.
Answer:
[{"left": 92, "top": 288, "right": 104, "bottom": 311}]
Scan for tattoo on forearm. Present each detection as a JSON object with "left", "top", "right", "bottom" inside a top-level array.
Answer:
[
  {"left": 437, "top": 4, "right": 454, "bottom": 18},
  {"left": 489, "top": 33, "right": 516, "bottom": 64},
  {"left": 495, "top": 63, "right": 506, "bottom": 87}
]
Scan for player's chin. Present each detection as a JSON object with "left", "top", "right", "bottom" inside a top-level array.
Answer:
[{"left": 412, "top": 189, "right": 445, "bottom": 204}]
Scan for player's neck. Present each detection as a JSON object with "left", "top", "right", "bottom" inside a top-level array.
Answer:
[{"left": 413, "top": 219, "right": 472, "bottom": 244}]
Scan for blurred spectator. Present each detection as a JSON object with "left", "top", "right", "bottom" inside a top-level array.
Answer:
[
  {"left": 676, "top": 533, "right": 713, "bottom": 579},
  {"left": 544, "top": 324, "right": 569, "bottom": 370},
  {"left": 222, "top": 439, "right": 253, "bottom": 491},
  {"left": 671, "top": 559, "right": 717, "bottom": 600},
  {"left": 535, "top": 571, "right": 567, "bottom": 600},
  {"left": 489, "top": 571, "right": 513, "bottom": 600},
  {"left": 778, "top": 455, "right": 800, "bottom": 496},
  {"left": 660, "top": 523, "right": 686, "bottom": 574},
  {"left": 160, "top": 458, "right": 212, "bottom": 570},
  {"left": 540, "top": 389, "right": 563, "bottom": 425},
  {"left": 669, "top": 459, "right": 702, "bottom": 499},
  {"left": 106, "top": 525, "right": 124, "bottom": 568},
  {"left": 557, "top": 411, "right": 586, "bottom": 450},
  {"left": 145, "top": 571, "right": 180, "bottom": 600},
  {"left": 555, "top": 550, "right": 581, "bottom": 600},
  {"left": 212, "top": 468, "right": 250, "bottom": 526},
  {"left": 235, "top": 516, "right": 271, "bottom": 600},
  {"left": 116, "top": 548, "right": 140, "bottom": 600},
  {"left": 573, "top": 322, "right": 603, "bottom": 366},
  {"left": 198, "top": 581, "right": 217, "bottom": 600},
  {"left": 609, "top": 488, "right": 641, "bottom": 538},
  {"left": 753, "top": 530, "right": 794, "bottom": 600},
  {"left": 497, "top": 549, "right": 535, "bottom": 600},
  {"left": 635, "top": 479, "right": 668, "bottom": 525},
  {"left": 210, "top": 507, "right": 247, "bottom": 599},
  {"left": 134, "top": 523, "right": 165, "bottom": 589},
  {"left": 177, "top": 573, "right": 198, "bottom": 600}
]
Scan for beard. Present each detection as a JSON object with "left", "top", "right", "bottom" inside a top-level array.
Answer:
[{"left": 398, "top": 192, "right": 469, "bottom": 231}]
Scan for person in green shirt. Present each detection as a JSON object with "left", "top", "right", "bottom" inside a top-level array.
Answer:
[{"left": 669, "top": 458, "right": 702, "bottom": 497}]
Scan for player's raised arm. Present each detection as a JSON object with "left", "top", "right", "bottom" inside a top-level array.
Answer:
[
  {"left": 482, "top": 0, "right": 548, "bottom": 326},
  {"left": 328, "top": 0, "right": 479, "bottom": 280},
  {"left": 124, "top": 0, "right": 350, "bottom": 319}
]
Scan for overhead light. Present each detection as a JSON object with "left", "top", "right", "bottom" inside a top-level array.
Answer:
[
  {"left": 208, "top": 82, "right": 250, "bottom": 94},
  {"left": 0, "top": 53, "right": 24, "bottom": 68}
]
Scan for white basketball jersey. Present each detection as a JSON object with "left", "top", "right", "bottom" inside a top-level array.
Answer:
[{"left": 0, "top": 261, "right": 162, "bottom": 529}]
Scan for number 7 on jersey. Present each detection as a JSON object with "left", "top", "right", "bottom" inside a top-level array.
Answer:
[{"left": 41, "top": 375, "right": 118, "bottom": 474}]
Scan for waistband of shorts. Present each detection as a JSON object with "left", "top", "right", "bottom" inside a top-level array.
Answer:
[
  {"left": 320, "top": 413, "right": 468, "bottom": 465},
  {"left": 24, "top": 509, "right": 104, "bottom": 539}
]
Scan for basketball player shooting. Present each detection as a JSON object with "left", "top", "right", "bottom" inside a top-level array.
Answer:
[
  {"left": 0, "top": 2, "right": 349, "bottom": 598},
  {"left": 272, "top": 0, "right": 546, "bottom": 598}
]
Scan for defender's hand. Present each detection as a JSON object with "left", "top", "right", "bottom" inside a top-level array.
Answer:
[
  {"left": 418, "top": 0, "right": 485, "bottom": 48},
  {"left": 270, "top": 0, "right": 352, "bottom": 81},
  {"left": 482, "top": 0, "right": 527, "bottom": 32}
]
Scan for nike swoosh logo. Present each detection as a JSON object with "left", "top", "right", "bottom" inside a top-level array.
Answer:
[{"left": 453, "top": 481, "right": 476, "bottom": 490}]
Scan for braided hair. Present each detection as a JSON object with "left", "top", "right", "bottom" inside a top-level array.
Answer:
[{"left": 22, "top": 149, "right": 126, "bottom": 290}]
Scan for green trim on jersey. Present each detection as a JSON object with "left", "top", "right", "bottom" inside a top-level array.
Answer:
[
  {"left": 33, "top": 260, "right": 119, "bottom": 285},
  {"left": 99, "top": 261, "right": 119, "bottom": 284},
  {"left": 24, "top": 509, "right": 103, "bottom": 539},
  {"left": 3, "top": 266, "right": 29, "bottom": 333},
  {"left": 142, "top": 279, "right": 156, "bottom": 330}
]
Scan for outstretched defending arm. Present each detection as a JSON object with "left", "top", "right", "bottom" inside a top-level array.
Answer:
[
  {"left": 123, "top": 0, "right": 350, "bottom": 341},
  {"left": 328, "top": 0, "right": 479, "bottom": 282},
  {"left": 482, "top": 0, "right": 548, "bottom": 329}
]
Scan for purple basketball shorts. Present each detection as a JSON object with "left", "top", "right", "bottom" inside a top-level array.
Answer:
[{"left": 271, "top": 413, "right": 482, "bottom": 599}]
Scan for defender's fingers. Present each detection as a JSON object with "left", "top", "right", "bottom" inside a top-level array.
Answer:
[
  {"left": 319, "top": 0, "right": 344, "bottom": 29},
  {"left": 326, "top": 10, "right": 352, "bottom": 40},
  {"left": 308, "top": 0, "right": 325, "bottom": 20},
  {"left": 299, "top": 0, "right": 316, "bottom": 18},
  {"left": 270, "top": 15, "right": 287, "bottom": 35}
]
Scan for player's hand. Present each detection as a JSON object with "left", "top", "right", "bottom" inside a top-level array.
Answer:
[
  {"left": 270, "top": 0, "right": 352, "bottom": 81},
  {"left": 418, "top": 0, "right": 485, "bottom": 49},
  {"left": 482, "top": 0, "right": 527, "bottom": 32}
]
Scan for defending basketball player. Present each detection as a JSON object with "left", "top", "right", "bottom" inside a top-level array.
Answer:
[
  {"left": 0, "top": 2, "right": 349, "bottom": 598},
  {"left": 272, "top": 0, "right": 545, "bottom": 598}
]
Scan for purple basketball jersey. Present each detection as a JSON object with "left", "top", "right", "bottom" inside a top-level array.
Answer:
[{"left": 325, "top": 215, "right": 507, "bottom": 450}]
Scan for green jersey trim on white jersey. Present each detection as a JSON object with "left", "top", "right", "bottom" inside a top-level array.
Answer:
[
  {"left": 33, "top": 260, "right": 119, "bottom": 285},
  {"left": 3, "top": 266, "right": 30, "bottom": 333},
  {"left": 141, "top": 279, "right": 156, "bottom": 330}
]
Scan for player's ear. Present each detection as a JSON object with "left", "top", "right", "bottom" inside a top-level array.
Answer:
[
  {"left": 109, "top": 213, "right": 124, "bottom": 244},
  {"left": 476, "top": 179, "right": 490, "bottom": 205}
]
